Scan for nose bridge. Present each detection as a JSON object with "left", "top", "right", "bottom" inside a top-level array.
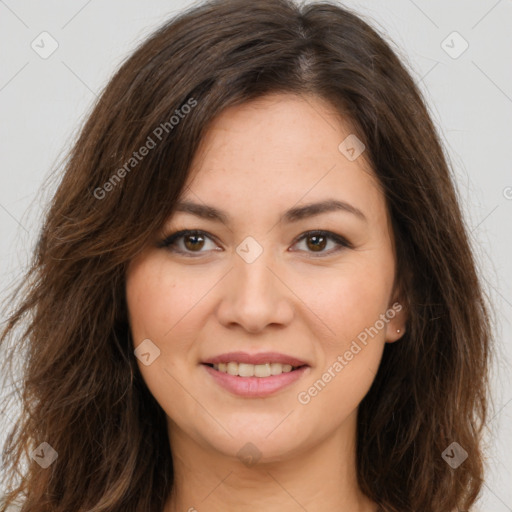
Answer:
[
  {"left": 233, "top": 233, "right": 279, "bottom": 300},
  {"left": 216, "top": 235, "right": 294, "bottom": 331}
]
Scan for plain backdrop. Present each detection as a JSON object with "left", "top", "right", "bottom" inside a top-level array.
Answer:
[{"left": 0, "top": 0, "right": 511, "bottom": 509}]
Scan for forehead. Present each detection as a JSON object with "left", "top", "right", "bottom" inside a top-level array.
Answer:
[{"left": 181, "top": 93, "right": 384, "bottom": 223}]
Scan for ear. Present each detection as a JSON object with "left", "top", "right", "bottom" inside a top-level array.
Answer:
[{"left": 385, "top": 285, "right": 408, "bottom": 344}]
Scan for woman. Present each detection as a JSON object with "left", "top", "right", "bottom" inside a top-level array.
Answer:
[{"left": 0, "top": 0, "right": 493, "bottom": 510}]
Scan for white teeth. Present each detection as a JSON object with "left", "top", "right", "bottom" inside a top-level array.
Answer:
[
  {"left": 227, "top": 362, "right": 238, "bottom": 376},
  {"left": 211, "top": 362, "right": 296, "bottom": 377},
  {"left": 255, "top": 363, "right": 271, "bottom": 377}
]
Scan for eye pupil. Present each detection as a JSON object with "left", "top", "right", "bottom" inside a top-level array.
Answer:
[
  {"left": 307, "top": 234, "right": 327, "bottom": 252},
  {"left": 184, "top": 234, "right": 205, "bottom": 251}
]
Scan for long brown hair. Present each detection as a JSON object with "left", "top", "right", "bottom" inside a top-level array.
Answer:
[{"left": 0, "top": 0, "right": 493, "bottom": 510}]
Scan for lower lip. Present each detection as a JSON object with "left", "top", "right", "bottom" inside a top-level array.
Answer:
[{"left": 202, "top": 364, "right": 310, "bottom": 398}]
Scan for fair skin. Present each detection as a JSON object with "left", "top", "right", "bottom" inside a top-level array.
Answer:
[{"left": 125, "top": 93, "right": 407, "bottom": 512}]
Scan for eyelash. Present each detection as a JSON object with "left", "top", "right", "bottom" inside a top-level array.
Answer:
[{"left": 157, "top": 229, "right": 352, "bottom": 258}]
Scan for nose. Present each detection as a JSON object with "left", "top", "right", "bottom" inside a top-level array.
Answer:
[{"left": 215, "top": 248, "right": 294, "bottom": 333}]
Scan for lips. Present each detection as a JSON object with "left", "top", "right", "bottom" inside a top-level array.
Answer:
[
  {"left": 201, "top": 351, "right": 308, "bottom": 367},
  {"left": 202, "top": 363, "right": 310, "bottom": 397},
  {"left": 200, "top": 351, "right": 310, "bottom": 397}
]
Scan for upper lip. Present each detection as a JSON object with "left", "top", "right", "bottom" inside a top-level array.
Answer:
[{"left": 202, "top": 352, "right": 309, "bottom": 367}]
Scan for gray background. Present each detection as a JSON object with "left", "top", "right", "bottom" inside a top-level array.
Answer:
[{"left": 0, "top": 0, "right": 511, "bottom": 509}]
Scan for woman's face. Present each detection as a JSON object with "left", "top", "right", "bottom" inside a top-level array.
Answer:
[{"left": 125, "top": 93, "right": 406, "bottom": 463}]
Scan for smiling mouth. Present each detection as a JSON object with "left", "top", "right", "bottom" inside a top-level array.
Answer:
[{"left": 203, "top": 362, "right": 307, "bottom": 378}]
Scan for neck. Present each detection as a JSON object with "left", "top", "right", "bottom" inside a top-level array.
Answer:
[{"left": 163, "top": 415, "right": 378, "bottom": 512}]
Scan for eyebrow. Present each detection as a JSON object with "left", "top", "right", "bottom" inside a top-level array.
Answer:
[{"left": 173, "top": 198, "right": 367, "bottom": 224}]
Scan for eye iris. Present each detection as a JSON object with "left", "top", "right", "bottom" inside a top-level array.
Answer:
[
  {"left": 307, "top": 234, "right": 327, "bottom": 252},
  {"left": 184, "top": 234, "right": 205, "bottom": 251}
]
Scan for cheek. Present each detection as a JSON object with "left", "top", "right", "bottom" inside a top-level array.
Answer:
[
  {"left": 125, "top": 271, "right": 167, "bottom": 341},
  {"left": 295, "top": 265, "right": 390, "bottom": 420},
  {"left": 298, "top": 258, "right": 393, "bottom": 347},
  {"left": 125, "top": 259, "right": 200, "bottom": 413},
  {"left": 126, "top": 257, "right": 199, "bottom": 342}
]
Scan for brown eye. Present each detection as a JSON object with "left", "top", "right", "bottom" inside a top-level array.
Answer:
[
  {"left": 184, "top": 233, "right": 206, "bottom": 251},
  {"left": 305, "top": 233, "right": 327, "bottom": 252},
  {"left": 292, "top": 230, "right": 351, "bottom": 256},
  {"left": 157, "top": 229, "right": 219, "bottom": 256},
  {"left": 158, "top": 229, "right": 351, "bottom": 258}
]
